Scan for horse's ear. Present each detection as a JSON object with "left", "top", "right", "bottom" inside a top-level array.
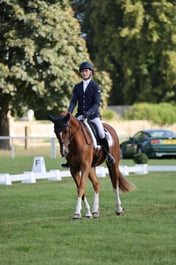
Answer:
[
  {"left": 63, "top": 112, "right": 70, "bottom": 122},
  {"left": 48, "top": 114, "right": 56, "bottom": 123}
]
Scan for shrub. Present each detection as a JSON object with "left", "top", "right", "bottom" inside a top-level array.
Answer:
[
  {"left": 101, "top": 109, "right": 121, "bottom": 120},
  {"left": 124, "top": 103, "right": 176, "bottom": 125},
  {"left": 133, "top": 153, "right": 148, "bottom": 164}
]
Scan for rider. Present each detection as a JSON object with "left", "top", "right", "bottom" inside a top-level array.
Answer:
[{"left": 61, "top": 61, "right": 115, "bottom": 167}]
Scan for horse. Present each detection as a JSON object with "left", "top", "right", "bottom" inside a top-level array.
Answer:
[{"left": 48, "top": 112, "right": 135, "bottom": 219}]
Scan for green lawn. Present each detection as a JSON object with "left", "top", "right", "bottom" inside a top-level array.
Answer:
[{"left": 0, "top": 156, "right": 176, "bottom": 265}]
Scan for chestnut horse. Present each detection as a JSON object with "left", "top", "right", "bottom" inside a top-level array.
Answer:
[{"left": 48, "top": 112, "right": 135, "bottom": 219}]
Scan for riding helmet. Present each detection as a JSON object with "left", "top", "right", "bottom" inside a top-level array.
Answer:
[{"left": 79, "top": 61, "right": 93, "bottom": 72}]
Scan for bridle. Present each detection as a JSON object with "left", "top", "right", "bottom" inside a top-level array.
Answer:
[
  {"left": 54, "top": 115, "right": 93, "bottom": 157},
  {"left": 54, "top": 121, "right": 82, "bottom": 157}
]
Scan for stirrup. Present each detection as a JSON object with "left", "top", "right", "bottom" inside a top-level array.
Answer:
[{"left": 106, "top": 153, "right": 115, "bottom": 165}]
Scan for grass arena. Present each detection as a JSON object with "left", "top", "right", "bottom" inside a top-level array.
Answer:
[{"left": 0, "top": 155, "right": 176, "bottom": 265}]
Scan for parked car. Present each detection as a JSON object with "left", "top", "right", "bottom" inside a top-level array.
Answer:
[{"left": 120, "top": 129, "right": 176, "bottom": 158}]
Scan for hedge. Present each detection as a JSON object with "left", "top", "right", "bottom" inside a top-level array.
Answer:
[{"left": 124, "top": 103, "right": 176, "bottom": 125}]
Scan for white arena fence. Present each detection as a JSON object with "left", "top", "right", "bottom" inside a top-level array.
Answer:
[
  {"left": 0, "top": 156, "right": 176, "bottom": 186},
  {"left": 0, "top": 136, "right": 57, "bottom": 158}
]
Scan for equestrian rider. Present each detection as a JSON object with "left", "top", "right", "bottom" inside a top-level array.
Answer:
[{"left": 61, "top": 61, "right": 115, "bottom": 167}]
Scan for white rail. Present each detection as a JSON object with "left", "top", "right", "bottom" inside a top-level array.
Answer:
[{"left": 0, "top": 136, "right": 56, "bottom": 158}]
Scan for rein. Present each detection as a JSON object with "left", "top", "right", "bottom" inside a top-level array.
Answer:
[
  {"left": 80, "top": 121, "right": 92, "bottom": 145},
  {"left": 59, "top": 120, "right": 92, "bottom": 156}
]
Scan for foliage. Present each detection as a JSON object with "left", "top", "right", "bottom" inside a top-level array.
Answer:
[
  {"left": 94, "top": 70, "right": 112, "bottom": 110},
  {"left": 101, "top": 109, "right": 116, "bottom": 120},
  {"left": 124, "top": 102, "right": 176, "bottom": 125},
  {"left": 133, "top": 153, "right": 148, "bottom": 164},
  {"left": 0, "top": 0, "right": 112, "bottom": 146},
  {"left": 0, "top": 1, "right": 83, "bottom": 115},
  {"left": 71, "top": 0, "right": 176, "bottom": 105},
  {"left": 101, "top": 109, "right": 121, "bottom": 121}
]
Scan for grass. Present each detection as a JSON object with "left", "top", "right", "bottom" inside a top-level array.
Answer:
[
  {"left": 0, "top": 146, "right": 176, "bottom": 174},
  {"left": 0, "top": 154, "right": 176, "bottom": 265}
]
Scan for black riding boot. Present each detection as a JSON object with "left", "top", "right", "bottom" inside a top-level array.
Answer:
[
  {"left": 61, "top": 161, "right": 69, "bottom": 168},
  {"left": 100, "top": 137, "right": 115, "bottom": 165}
]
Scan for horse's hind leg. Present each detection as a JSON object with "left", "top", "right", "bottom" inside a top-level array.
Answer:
[
  {"left": 89, "top": 167, "right": 100, "bottom": 218},
  {"left": 114, "top": 184, "right": 124, "bottom": 215},
  {"left": 107, "top": 163, "right": 124, "bottom": 215}
]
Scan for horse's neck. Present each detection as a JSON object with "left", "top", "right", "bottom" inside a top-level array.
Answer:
[
  {"left": 70, "top": 116, "right": 91, "bottom": 143},
  {"left": 69, "top": 115, "right": 79, "bottom": 129},
  {"left": 69, "top": 116, "right": 80, "bottom": 136}
]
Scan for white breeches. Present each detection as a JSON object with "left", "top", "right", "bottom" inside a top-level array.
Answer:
[
  {"left": 76, "top": 116, "right": 105, "bottom": 139},
  {"left": 90, "top": 117, "right": 105, "bottom": 139}
]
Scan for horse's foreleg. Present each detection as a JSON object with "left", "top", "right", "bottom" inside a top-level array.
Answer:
[
  {"left": 74, "top": 197, "right": 82, "bottom": 219},
  {"left": 89, "top": 167, "right": 100, "bottom": 218},
  {"left": 72, "top": 167, "right": 91, "bottom": 219},
  {"left": 92, "top": 192, "right": 99, "bottom": 218},
  {"left": 74, "top": 195, "right": 92, "bottom": 219},
  {"left": 82, "top": 196, "right": 92, "bottom": 218},
  {"left": 71, "top": 171, "right": 83, "bottom": 219},
  {"left": 80, "top": 168, "right": 93, "bottom": 218}
]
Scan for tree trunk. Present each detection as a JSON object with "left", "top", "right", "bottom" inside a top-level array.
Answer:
[{"left": 0, "top": 109, "right": 10, "bottom": 149}]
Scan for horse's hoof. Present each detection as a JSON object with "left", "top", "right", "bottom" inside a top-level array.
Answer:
[
  {"left": 115, "top": 208, "right": 125, "bottom": 216},
  {"left": 92, "top": 212, "right": 100, "bottom": 218},
  {"left": 72, "top": 213, "right": 82, "bottom": 220},
  {"left": 85, "top": 214, "right": 93, "bottom": 219}
]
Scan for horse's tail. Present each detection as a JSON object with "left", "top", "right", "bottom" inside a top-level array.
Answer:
[{"left": 118, "top": 171, "right": 136, "bottom": 193}]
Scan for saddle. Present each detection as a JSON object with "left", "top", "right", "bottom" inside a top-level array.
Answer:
[
  {"left": 83, "top": 119, "right": 112, "bottom": 149},
  {"left": 82, "top": 119, "right": 115, "bottom": 166}
]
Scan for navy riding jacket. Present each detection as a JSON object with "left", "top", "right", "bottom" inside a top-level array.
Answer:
[{"left": 68, "top": 80, "right": 101, "bottom": 119}]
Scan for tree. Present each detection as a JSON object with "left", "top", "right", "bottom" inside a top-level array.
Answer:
[
  {"left": 0, "top": 0, "right": 111, "bottom": 148},
  {"left": 71, "top": 0, "right": 176, "bottom": 105}
]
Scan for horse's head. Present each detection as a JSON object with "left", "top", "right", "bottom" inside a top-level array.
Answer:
[
  {"left": 48, "top": 113, "right": 70, "bottom": 133},
  {"left": 48, "top": 113, "right": 71, "bottom": 157}
]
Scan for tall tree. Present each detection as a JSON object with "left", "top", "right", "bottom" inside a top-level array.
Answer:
[
  {"left": 0, "top": 0, "right": 111, "bottom": 148},
  {"left": 71, "top": 0, "right": 176, "bottom": 105}
]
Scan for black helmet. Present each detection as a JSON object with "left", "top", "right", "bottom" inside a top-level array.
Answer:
[{"left": 79, "top": 61, "right": 93, "bottom": 72}]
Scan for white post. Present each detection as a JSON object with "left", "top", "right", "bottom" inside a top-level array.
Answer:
[
  {"left": 50, "top": 138, "right": 56, "bottom": 158},
  {"left": 11, "top": 138, "right": 15, "bottom": 159},
  {"left": 0, "top": 174, "right": 11, "bottom": 185}
]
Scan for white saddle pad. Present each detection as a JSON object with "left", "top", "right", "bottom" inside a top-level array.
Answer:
[{"left": 83, "top": 120, "right": 113, "bottom": 149}]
